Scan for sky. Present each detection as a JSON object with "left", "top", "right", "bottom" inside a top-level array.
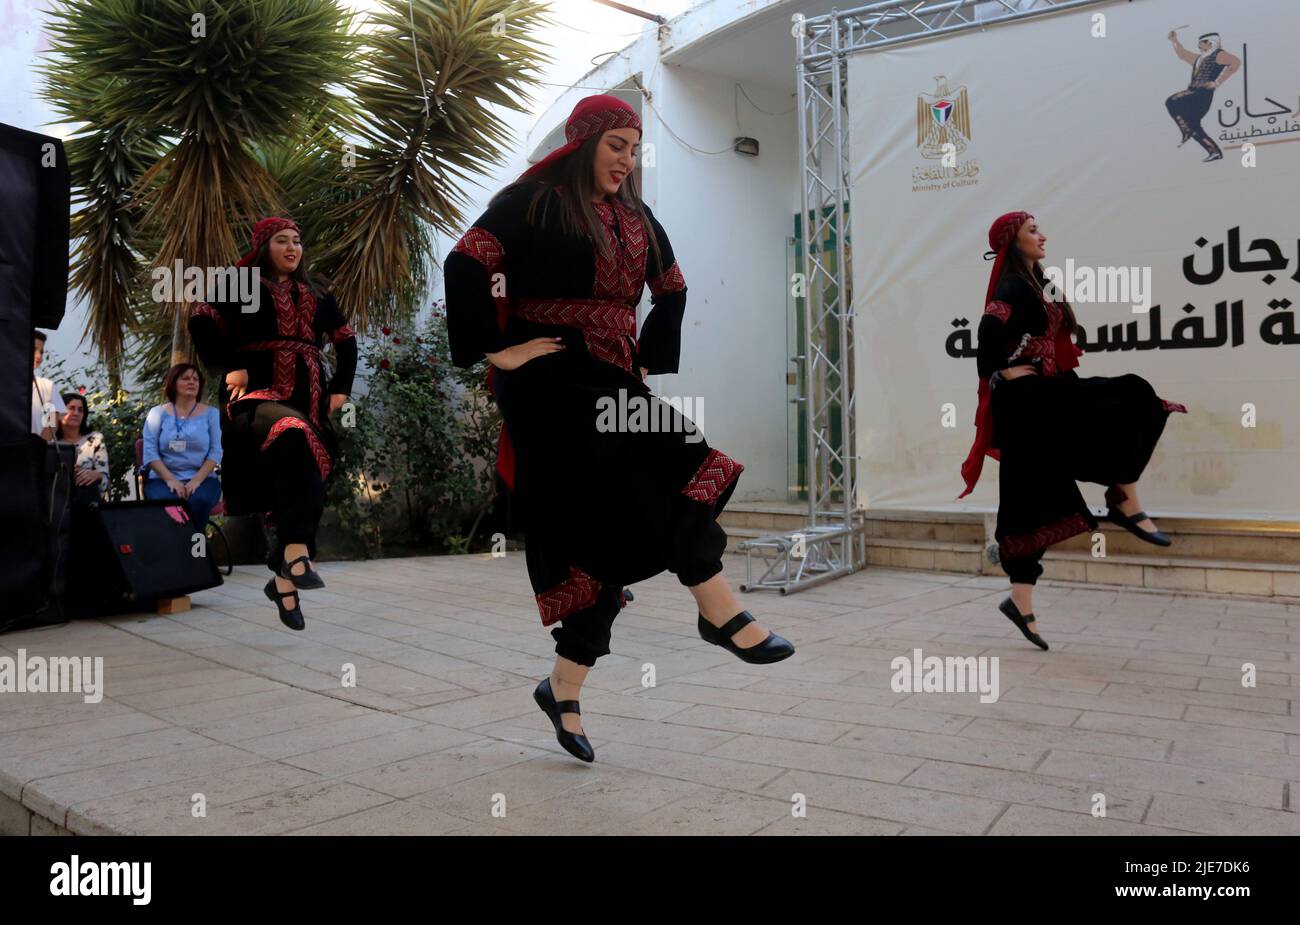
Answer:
[{"left": 0, "top": 0, "right": 693, "bottom": 374}]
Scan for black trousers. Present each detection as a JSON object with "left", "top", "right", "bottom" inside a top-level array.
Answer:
[
  {"left": 1165, "top": 88, "right": 1221, "bottom": 157},
  {"left": 1001, "top": 550, "right": 1045, "bottom": 585},
  {"left": 263, "top": 426, "right": 324, "bottom": 573},
  {"left": 549, "top": 516, "right": 726, "bottom": 667}
]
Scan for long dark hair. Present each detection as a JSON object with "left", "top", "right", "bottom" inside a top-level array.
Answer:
[
  {"left": 1000, "top": 251, "right": 1078, "bottom": 333},
  {"left": 490, "top": 132, "right": 665, "bottom": 271},
  {"left": 255, "top": 233, "right": 328, "bottom": 296},
  {"left": 58, "top": 393, "right": 89, "bottom": 438}
]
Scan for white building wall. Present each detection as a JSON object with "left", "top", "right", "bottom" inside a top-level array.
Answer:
[{"left": 642, "top": 65, "right": 795, "bottom": 502}]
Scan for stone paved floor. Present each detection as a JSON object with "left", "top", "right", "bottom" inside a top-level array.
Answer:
[{"left": 2, "top": 554, "right": 1298, "bottom": 835}]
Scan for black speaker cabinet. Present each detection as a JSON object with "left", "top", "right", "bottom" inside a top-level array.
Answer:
[{"left": 69, "top": 498, "right": 223, "bottom": 617}]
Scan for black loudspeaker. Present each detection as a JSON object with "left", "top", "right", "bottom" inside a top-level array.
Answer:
[
  {"left": 68, "top": 498, "right": 224, "bottom": 618},
  {"left": 0, "top": 436, "right": 67, "bottom": 630}
]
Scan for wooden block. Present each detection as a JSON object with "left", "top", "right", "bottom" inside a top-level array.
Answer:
[{"left": 156, "top": 596, "right": 191, "bottom": 614}]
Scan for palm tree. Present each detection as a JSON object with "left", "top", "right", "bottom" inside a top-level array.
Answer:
[{"left": 41, "top": 0, "right": 552, "bottom": 375}]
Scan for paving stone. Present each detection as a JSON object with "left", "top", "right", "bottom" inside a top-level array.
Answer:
[{"left": 8, "top": 557, "right": 1298, "bottom": 835}]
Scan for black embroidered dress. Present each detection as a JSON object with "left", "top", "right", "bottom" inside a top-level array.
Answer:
[
  {"left": 445, "top": 179, "right": 743, "bottom": 665},
  {"left": 976, "top": 274, "right": 1186, "bottom": 579},
  {"left": 189, "top": 278, "right": 357, "bottom": 571}
]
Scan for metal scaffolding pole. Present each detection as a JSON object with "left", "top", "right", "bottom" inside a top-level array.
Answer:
[{"left": 740, "top": 0, "right": 1113, "bottom": 594}]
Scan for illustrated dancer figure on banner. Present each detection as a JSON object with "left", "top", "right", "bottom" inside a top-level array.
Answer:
[
  {"left": 1165, "top": 30, "right": 1239, "bottom": 162},
  {"left": 445, "top": 94, "right": 794, "bottom": 763},
  {"left": 960, "top": 212, "right": 1187, "bottom": 650},
  {"left": 190, "top": 218, "right": 357, "bottom": 632}
]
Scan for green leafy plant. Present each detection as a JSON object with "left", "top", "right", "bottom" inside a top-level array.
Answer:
[
  {"left": 41, "top": 0, "right": 553, "bottom": 377},
  {"left": 326, "top": 303, "right": 501, "bottom": 556}
]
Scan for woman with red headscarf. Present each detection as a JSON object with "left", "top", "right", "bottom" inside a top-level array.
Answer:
[
  {"left": 189, "top": 218, "right": 357, "bottom": 631},
  {"left": 960, "top": 212, "right": 1186, "bottom": 650},
  {"left": 446, "top": 94, "right": 794, "bottom": 763}
]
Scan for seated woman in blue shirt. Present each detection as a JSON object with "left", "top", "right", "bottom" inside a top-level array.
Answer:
[{"left": 142, "top": 363, "right": 223, "bottom": 525}]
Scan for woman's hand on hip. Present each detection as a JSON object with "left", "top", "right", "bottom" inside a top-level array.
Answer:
[
  {"left": 225, "top": 369, "right": 249, "bottom": 401},
  {"left": 485, "top": 337, "right": 565, "bottom": 371},
  {"left": 999, "top": 365, "right": 1039, "bottom": 381}
]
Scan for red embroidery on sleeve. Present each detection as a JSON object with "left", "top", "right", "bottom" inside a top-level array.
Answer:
[
  {"left": 327, "top": 323, "right": 355, "bottom": 345},
  {"left": 452, "top": 227, "right": 505, "bottom": 273},
  {"left": 648, "top": 261, "right": 685, "bottom": 296},
  {"left": 984, "top": 300, "right": 1012, "bottom": 323},
  {"left": 452, "top": 226, "right": 511, "bottom": 330}
]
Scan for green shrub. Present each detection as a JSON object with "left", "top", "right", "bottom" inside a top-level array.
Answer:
[{"left": 327, "top": 304, "right": 500, "bottom": 556}]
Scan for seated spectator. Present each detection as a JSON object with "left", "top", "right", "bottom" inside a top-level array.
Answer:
[
  {"left": 31, "top": 329, "right": 65, "bottom": 441},
  {"left": 142, "top": 363, "right": 223, "bottom": 525},
  {"left": 56, "top": 392, "right": 110, "bottom": 506}
]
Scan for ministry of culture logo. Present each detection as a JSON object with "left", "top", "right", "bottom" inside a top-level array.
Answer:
[
  {"left": 912, "top": 75, "right": 980, "bottom": 191},
  {"left": 916, "top": 75, "right": 971, "bottom": 157}
]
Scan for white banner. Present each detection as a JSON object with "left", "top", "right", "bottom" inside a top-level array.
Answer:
[{"left": 849, "top": 0, "right": 1300, "bottom": 520}]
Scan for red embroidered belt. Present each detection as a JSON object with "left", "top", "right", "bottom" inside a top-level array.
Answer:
[
  {"left": 512, "top": 297, "right": 638, "bottom": 374},
  {"left": 234, "top": 338, "right": 325, "bottom": 426}
]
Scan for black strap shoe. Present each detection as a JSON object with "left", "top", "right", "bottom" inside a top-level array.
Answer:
[
  {"left": 1104, "top": 486, "right": 1172, "bottom": 546},
  {"left": 698, "top": 611, "right": 795, "bottom": 664},
  {"left": 534, "top": 677, "right": 594, "bottom": 763},
  {"left": 265, "top": 577, "right": 306, "bottom": 631},
  {"left": 280, "top": 554, "right": 326, "bottom": 589},
  {"left": 1107, "top": 507, "right": 1172, "bottom": 546},
  {"left": 999, "top": 597, "right": 1048, "bottom": 650}
]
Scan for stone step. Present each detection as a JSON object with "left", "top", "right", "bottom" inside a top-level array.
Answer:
[
  {"left": 725, "top": 517, "right": 1300, "bottom": 599},
  {"left": 858, "top": 536, "right": 1300, "bottom": 599},
  {"left": 721, "top": 504, "right": 1300, "bottom": 566}
]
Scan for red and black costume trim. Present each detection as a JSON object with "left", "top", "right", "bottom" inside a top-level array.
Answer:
[
  {"left": 682, "top": 448, "right": 744, "bottom": 505},
  {"left": 648, "top": 261, "right": 685, "bottom": 297},
  {"left": 998, "top": 512, "right": 1092, "bottom": 560},
  {"left": 536, "top": 566, "right": 602, "bottom": 627},
  {"left": 983, "top": 300, "right": 1012, "bottom": 323},
  {"left": 513, "top": 297, "right": 638, "bottom": 374}
]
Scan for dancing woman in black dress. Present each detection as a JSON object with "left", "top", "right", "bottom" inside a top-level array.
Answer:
[
  {"left": 960, "top": 212, "right": 1187, "bottom": 649},
  {"left": 190, "top": 217, "right": 357, "bottom": 631},
  {"left": 445, "top": 94, "right": 794, "bottom": 762}
]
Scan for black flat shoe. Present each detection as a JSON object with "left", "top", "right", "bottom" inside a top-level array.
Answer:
[
  {"left": 280, "top": 554, "right": 325, "bottom": 590},
  {"left": 534, "top": 677, "right": 594, "bottom": 763},
  {"left": 698, "top": 611, "right": 794, "bottom": 664},
  {"left": 999, "top": 597, "right": 1048, "bottom": 651},
  {"left": 264, "top": 578, "right": 306, "bottom": 631},
  {"left": 1106, "top": 506, "right": 1172, "bottom": 546},
  {"left": 1104, "top": 486, "right": 1172, "bottom": 547}
]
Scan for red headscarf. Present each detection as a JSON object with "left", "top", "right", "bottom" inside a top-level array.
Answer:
[
  {"left": 957, "top": 211, "right": 1083, "bottom": 498},
  {"left": 490, "top": 95, "right": 642, "bottom": 492},
  {"left": 237, "top": 217, "right": 300, "bottom": 268},
  {"left": 517, "top": 94, "right": 641, "bottom": 182}
]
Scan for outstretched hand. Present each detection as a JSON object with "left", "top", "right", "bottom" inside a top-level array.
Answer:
[{"left": 486, "top": 337, "right": 566, "bottom": 371}]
